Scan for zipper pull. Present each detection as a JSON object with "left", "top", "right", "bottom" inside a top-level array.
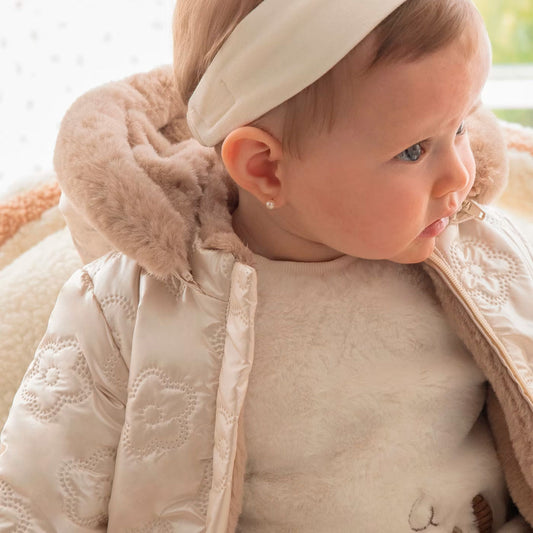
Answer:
[
  {"left": 451, "top": 200, "right": 486, "bottom": 224},
  {"left": 462, "top": 200, "right": 486, "bottom": 220}
]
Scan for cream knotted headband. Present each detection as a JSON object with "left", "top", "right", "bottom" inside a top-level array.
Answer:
[{"left": 186, "top": 0, "right": 407, "bottom": 146}]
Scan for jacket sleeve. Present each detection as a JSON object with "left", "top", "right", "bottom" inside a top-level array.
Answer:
[{"left": 0, "top": 254, "right": 134, "bottom": 532}]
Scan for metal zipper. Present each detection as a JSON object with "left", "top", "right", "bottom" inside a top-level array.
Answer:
[
  {"left": 461, "top": 199, "right": 487, "bottom": 221},
  {"left": 458, "top": 199, "right": 533, "bottom": 280},
  {"left": 450, "top": 199, "right": 486, "bottom": 224},
  {"left": 427, "top": 247, "right": 533, "bottom": 407}
]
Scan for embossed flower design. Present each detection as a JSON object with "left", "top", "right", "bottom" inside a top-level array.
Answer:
[
  {"left": 128, "top": 518, "right": 173, "bottom": 533},
  {"left": 123, "top": 368, "right": 197, "bottom": 458},
  {"left": 205, "top": 322, "right": 226, "bottom": 360},
  {"left": 22, "top": 338, "right": 92, "bottom": 421},
  {"left": 59, "top": 448, "right": 115, "bottom": 528},
  {"left": 449, "top": 240, "right": 518, "bottom": 311},
  {"left": 0, "top": 481, "right": 37, "bottom": 531}
]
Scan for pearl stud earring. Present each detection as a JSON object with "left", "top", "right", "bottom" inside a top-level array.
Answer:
[{"left": 266, "top": 200, "right": 276, "bottom": 210}]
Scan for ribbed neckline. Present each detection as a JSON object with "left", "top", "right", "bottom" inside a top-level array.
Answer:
[{"left": 252, "top": 253, "right": 356, "bottom": 276}]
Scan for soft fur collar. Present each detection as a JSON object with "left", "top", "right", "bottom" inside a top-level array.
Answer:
[{"left": 53, "top": 66, "right": 508, "bottom": 278}]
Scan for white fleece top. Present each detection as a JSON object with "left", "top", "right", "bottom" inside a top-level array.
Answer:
[{"left": 238, "top": 255, "right": 507, "bottom": 532}]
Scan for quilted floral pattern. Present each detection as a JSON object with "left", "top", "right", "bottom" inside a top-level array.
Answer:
[
  {"left": 0, "top": 481, "right": 38, "bottom": 532},
  {"left": 192, "top": 460, "right": 213, "bottom": 519},
  {"left": 227, "top": 268, "right": 255, "bottom": 328},
  {"left": 212, "top": 407, "right": 238, "bottom": 494},
  {"left": 99, "top": 292, "right": 135, "bottom": 399},
  {"left": 123, "top": 368, "right": 197, "bottom": 458},
  {"left": 210, "top": 263, "right": 256, "bottom": 509},
  {"left": 448, "top": 239, "right": 519, "bottom": 312},
  {"left": 99, "top": 294, "right": 136, "bottom": 321},
  {"left": 102, "top": 335, "right": 129, "bottom": 398},
  {"left": 21, "top": 337, "right": 92, "bottom": 422},
  {"left": 58, "top": 447, "right": 115, "bottom": 528},
  {"left": 127, "top": 517, "right": 173, "bottom": 532},
  {"left": 205, "top": 322, "right": 226, "bottom": 360}
]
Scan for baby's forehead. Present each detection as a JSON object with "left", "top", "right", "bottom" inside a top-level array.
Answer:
[
  {"left": 317, "top": 17, "right": 486, "bottom": 110},
  {"left": 185, "top": 0, "right": 485, "bottom": 153},
  {"left": 320, "top": 36, "right": 489, "bottom": 154}
]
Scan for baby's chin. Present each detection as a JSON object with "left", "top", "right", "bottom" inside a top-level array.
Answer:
[{"left": 386, "top": 239, "right": 438, "bottom": 265}]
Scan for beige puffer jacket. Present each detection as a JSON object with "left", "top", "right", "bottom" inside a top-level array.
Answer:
[{"left": 0, "top": 67, "right": 532, "bottom": 532}]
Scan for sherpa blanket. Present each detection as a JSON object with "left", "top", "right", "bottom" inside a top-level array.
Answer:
[
  {"left": 0, "top": 120, "right": 533, "bottom": 430},
  {"left": 0, "top": 177, "right": 82, "bottom": 427}
]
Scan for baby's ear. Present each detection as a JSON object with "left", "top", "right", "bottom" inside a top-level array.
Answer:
[
  {"left": 221, "top": 127, "right": 284, "bottom": 205},
  {"left": 467, "top": 104, "right": 509, "bottom": 204}
]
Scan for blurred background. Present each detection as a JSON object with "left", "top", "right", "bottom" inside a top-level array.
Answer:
[
  {"left": 476, "top": 0, "right": 533, "bottom": 126},
  {"left": 0, "top": 0, "right": 175, "bottom": 193},
  {"left": 0, "top": 0, "right": 532, "bottom": 192}
]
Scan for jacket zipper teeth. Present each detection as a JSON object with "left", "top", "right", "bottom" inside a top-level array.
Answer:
[
  {"left": 450, "top": 201, "right": 533, "bottom": 398},
  {"left": 427, "top": 252, "right": 533, "bottom": 407}
]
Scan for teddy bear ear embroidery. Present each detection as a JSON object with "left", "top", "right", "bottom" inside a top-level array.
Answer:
[
  {"left": 472, "top": 494, "right": 493, "bottom": 533},
  {"left": 409, "top": 493, "right": 492, "bottom": 533}
]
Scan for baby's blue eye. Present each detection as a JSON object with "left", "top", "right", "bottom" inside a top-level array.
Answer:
[{"left": 396, "top": 143, "right": 423, "bottom": 162}]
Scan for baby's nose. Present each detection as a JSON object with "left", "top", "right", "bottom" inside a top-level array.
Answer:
[{"left": 432, "top": 149, "right": 472, "bottom": 198}]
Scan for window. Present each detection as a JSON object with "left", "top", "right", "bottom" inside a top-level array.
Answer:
[{"left": 475, "top": 0, "right": 533, "bottom": 126}]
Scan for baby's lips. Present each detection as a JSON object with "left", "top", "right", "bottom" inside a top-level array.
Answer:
[{"left": 420, "top": 217, "right": 450, "bottom": 238}]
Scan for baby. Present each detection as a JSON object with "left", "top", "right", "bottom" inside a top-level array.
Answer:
[{"left": 1, "top": 0, "right": 533, "bottom": 531}]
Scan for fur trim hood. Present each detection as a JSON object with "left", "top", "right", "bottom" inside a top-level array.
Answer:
[{"left": 53, "top": 66, "right": 509, "bottom": 277}]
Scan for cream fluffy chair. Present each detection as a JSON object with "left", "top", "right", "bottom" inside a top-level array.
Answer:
[{"left": 1, "top": 120, "right": 533, "bottom": 429}]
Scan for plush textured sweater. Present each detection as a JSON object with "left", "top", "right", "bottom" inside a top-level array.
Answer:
[{"left": 238, "top": 255, "right": 507, "bottom": 532}]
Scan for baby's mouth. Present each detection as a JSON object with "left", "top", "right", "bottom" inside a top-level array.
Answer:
[{"left": 420, "top": 217, "right": 450, "bottom": 238}]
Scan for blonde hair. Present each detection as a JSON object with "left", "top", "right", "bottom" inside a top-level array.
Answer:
[{"left": 173, "top": 0, "right": 479, "bottom": 155}]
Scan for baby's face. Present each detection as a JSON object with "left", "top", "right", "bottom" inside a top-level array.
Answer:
[{"left": 276, "top": 19, "right": 491, "bottom": 264}]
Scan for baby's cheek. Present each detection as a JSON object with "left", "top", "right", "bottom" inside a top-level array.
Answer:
[
  {"left": 462, "top": 137, "right": 477, "bottom": 188},
  {"left": 467, "top": 156, "right": 477, "bottom": 190}
]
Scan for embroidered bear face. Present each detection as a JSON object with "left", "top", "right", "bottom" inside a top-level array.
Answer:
[{"left": 408, "top": 492, "right": 492, "bottom": 533}]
